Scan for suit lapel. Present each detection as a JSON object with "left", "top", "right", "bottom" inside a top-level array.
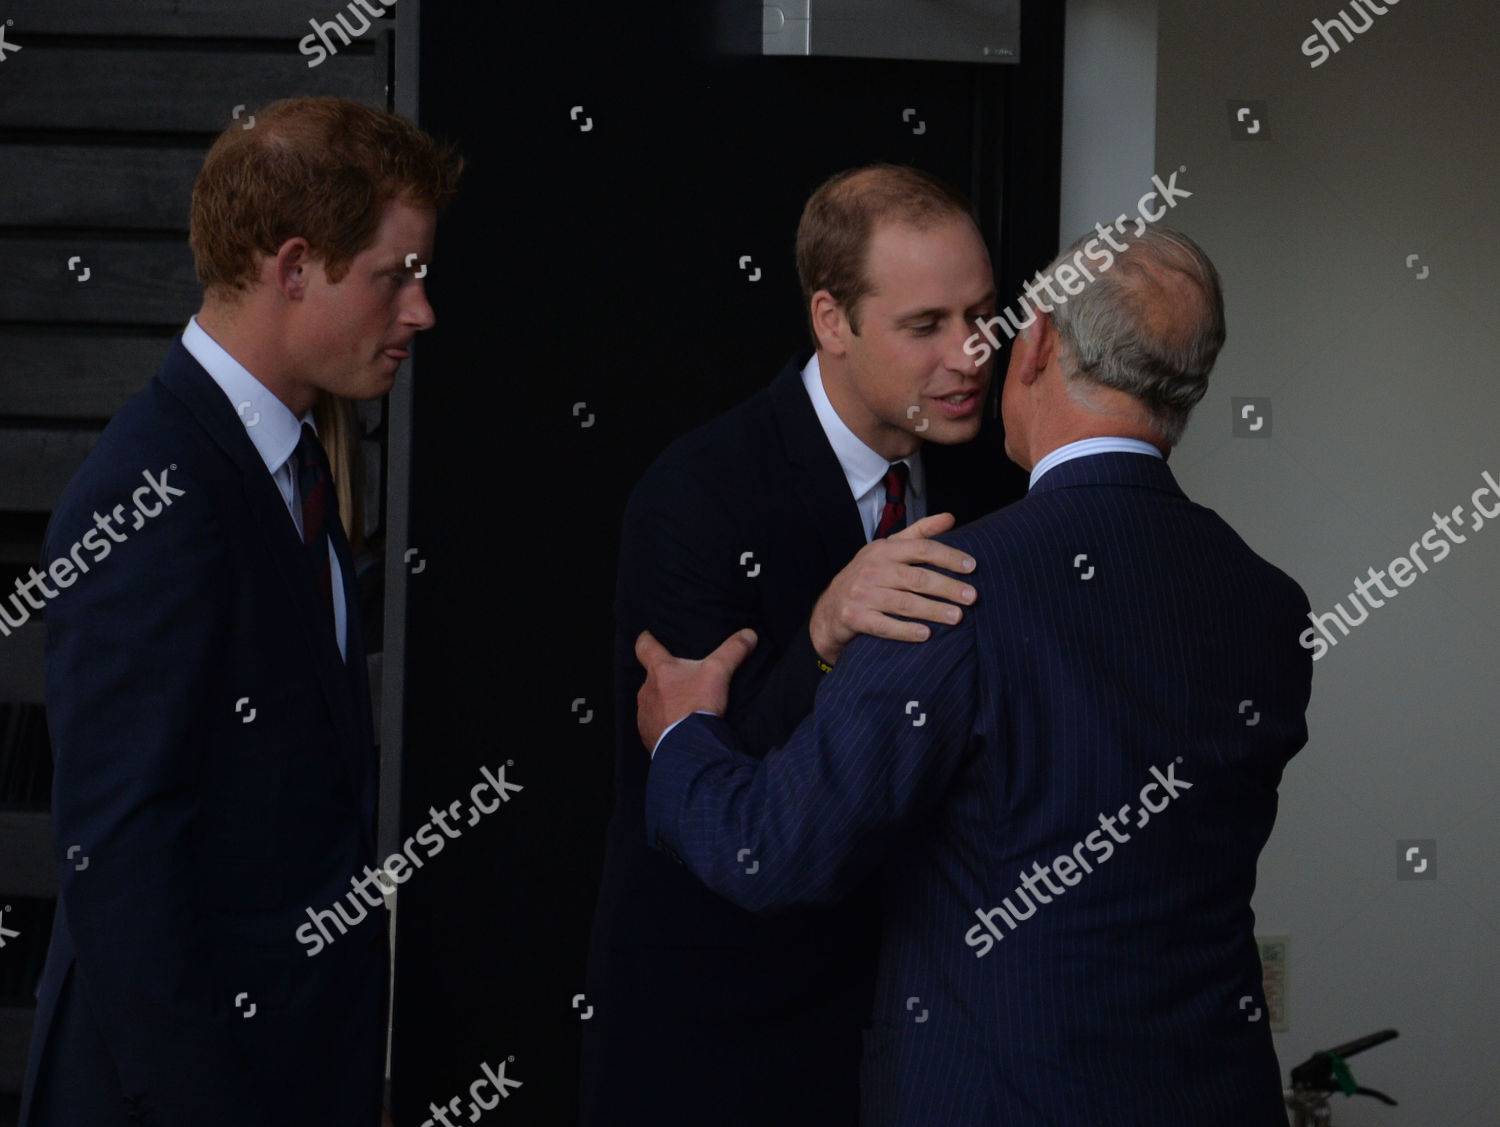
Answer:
[
  {"left": 156, "top": 340, "right": 372, "bottom": 829},
  {"left": 767, "top": 356, "right": 868, "bottom": 572}
]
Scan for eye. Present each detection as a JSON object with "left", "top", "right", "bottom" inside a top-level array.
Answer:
[{"left": 910, "top": 323, "right": 937, "bottom": 336}]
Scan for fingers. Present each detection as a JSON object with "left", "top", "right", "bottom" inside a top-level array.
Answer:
[
  {"left": 635, "top": 629, "right": 669, "bottom": 668},
  {"left": 706, "top": 627, "right": 758, "bottom": 675},
  {"left": 637, "top": 628, "right": 757, "bottom": 673},
  {"left": 840, "top": 604, "right": 938, "bottom": 644},
  {"left": 919, "top": 540, "right": 977, "bottom": 575},
  {"left": 834, "top": 575, "right": 974, "bottom": 643},
  {"left": 892, "top": 562, "right": 977, "bottom": 606},
  {"left": 887, "top": 590, "right": 969, "bottom": 627},
  {"left": 889, "top": 511, "right": 955, "bottom": 540},
  {"left": 883, "top": 514, "right": 976, "bottom": 575}
]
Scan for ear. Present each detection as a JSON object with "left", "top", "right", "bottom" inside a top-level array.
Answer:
[
  {"left": 273, "top": 237, "right": 315, "bottom": 300},
  {"left": 1009, "top": 310, "right": 1056, "bottom": 388},
  {"left": 810, "top": 290, "right": 851, "bottom": 357},
  {"left": 1029, "top": 310, "right": 1061, "bottom": 380}
]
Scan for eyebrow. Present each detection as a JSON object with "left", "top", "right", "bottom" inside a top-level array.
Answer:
[{"left": 893, "top": 292, "right": 998, "bottom": 323}]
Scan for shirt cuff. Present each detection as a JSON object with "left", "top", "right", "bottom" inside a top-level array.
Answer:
[{"left": 652, "top": 709, "right": 719, "bottom": 758}]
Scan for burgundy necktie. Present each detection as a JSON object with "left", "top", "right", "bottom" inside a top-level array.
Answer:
[
  {"left": 294, "top": 423, "right": 337, "bottom": 636},
  {"left": 873, "top": 461, "right": 910, "bottom": 540}
]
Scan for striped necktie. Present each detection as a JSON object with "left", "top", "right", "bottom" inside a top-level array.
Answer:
[
  {"left": 874, "top": 461, "right": 910, "bottom": 539},
  {"left": 294, "top": 423, "right": 337, "bottom": 636}
]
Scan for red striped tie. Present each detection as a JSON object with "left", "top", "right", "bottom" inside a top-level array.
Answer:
[
  {"left": 295, "top": 423, "right": 337, "bottom": 636},
  {"left": 874, "top": 461, "right": 910, "bottom": 539}
]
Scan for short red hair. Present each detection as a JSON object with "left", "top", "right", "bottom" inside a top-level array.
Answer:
[{"left": 190, "top": 96, "right": 464, "bottom": 298}]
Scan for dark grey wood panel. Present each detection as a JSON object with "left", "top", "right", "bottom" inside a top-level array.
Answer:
[
  {"left": 0, "top": 145, "right": 201, "bottom": 230},
  {"left": 0, "top": 620, "right": 45, "bottom": 704},
  {"left": 0, "top": 46, "right": 383, "bottom": 132},
  {"left": 0, "top": 332, "right": 165, "bottom": 420},
  {"left": 10, "top": 0, "right": 355, "bottom": 38},
  {"left": 0, "top": 238, "right": 199, "bottom": 325},
  {"left": 0, "top": 429, "right": 102, "bottom": 514},
  {"left": 0, "top": 813, "right": 56, "bottom": 899}
]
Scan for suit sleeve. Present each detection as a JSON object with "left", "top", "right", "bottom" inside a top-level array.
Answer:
[
  {"left": 43, "top": 464, "right": 270, "bottom": 1124},
  {"left": 619, "top": 462, "right": 833, "bottom": 757},
  {"left": 644, "top": 598, "right": 979, "bottom": 913}
]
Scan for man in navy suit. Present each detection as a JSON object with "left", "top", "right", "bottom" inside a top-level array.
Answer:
[
  {"left": 636, "top": 226, "right": 1314, "bottom": 1125},
  {"left": 581, "top": 166, "right": 1028, "bottom": 1125},
  {"left": 20, "top": 97, "right": 462, "bottom": 1126}
]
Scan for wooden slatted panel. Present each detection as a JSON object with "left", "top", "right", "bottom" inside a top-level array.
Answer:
[
  {"left": 10, "top": 0, "right": 352, "bottom": 38},
  {"left": 0, "top": 46, "right": 383, "bottom": 132},
  {"left": 0, "top": 332, "right": 165, "bottom": 419},
  {"left": 0, "top": 146, "right": 201, "bottom": 230},
  {"left": 0, "top": 620, "right": 45, "bottom": 704},
  {"left": 0, "top": 429, "right": 102, "bottom": 514},
  {"left": 0, "top": 813, "right": 56, "bottom": 898},
  {"left": 0, "top": 239, "right": 198, "bottom": 325}
]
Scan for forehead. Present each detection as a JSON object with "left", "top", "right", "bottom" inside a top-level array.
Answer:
[
  {"left": 362, "top": 198, "right": 437, "bottom": 256},
  {"left": 862, "top": 217, "right": 990, "bottom": 303}
]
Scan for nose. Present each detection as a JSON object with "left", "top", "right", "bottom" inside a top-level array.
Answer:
[
  {"left": 405, "top": 281, "right": 436, "bottom": 332},
  {"left": 947, "top": 321, "right": 987, "bottom": 378}
]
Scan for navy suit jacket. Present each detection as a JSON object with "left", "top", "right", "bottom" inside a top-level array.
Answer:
[
  {"left": 21, "top": 339, "right": 386, "bottom": 1126},
  {"left": 646, "top": 451, "right": 1313, "bottom": 1126},
  {"left": 581, "top": 356, "right": 1024, "bottom": 1125}
]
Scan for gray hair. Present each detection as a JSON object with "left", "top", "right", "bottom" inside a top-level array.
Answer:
[{"left": 1041, "top": 225, "right": 1225, "bottom": 447}]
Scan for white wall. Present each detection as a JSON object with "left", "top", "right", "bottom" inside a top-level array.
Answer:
[
  {"left": 1062, "top": 3, "right": 1500, "bottom": 1123},
  {"left": 1059, "top": 0, "right": 1158, "bottom": 245}
]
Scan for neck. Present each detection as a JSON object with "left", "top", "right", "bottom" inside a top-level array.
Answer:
[
  {"left": 1018, "top": 375, "right": 1168, "bottom": 469},
  {"left": 196, "top": 305, "right": 315, "bottom": 418},
  {"left": 815, "top": 350, "right": 922, "bottom": 461}
]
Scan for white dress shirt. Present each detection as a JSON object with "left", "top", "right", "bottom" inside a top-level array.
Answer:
[
  {"left": 800, "top": 354, "right": 927, "bottom": 542},
  {"left": 182, "top": 315, "right": 348, "bottom": 661}
]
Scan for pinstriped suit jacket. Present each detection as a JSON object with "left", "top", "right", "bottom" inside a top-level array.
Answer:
[
  {"left": 647, "top": 451, "right": 1313, "bottom": 1126},
  {"left": 582, "top": 355, "right": 1024, "bottom": 1126}
]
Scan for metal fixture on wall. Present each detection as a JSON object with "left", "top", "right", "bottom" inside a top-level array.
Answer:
[{"left": 763, "top": 0, "right": 1020, "bottom": 62}]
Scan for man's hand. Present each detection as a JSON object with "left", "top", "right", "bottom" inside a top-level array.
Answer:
[
  {"left": 809, "top": 511, "right": 977, "bottom": 665},
  {"left": 636, "top": 628, "right": 758, "bottom": 754}
]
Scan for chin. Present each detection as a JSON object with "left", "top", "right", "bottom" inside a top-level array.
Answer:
[
  {"left": 928, "top": 418, "right": 983, "bottom": 446},
  {"left": 354, "top": 372, "right": 399, "bottom": 401}
]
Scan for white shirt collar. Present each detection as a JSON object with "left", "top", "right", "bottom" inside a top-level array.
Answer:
[
  {"left": 1029, "top": 436, "right": 1162, "bottom": 489},
  {"left": 182, "top": 315, "right": 316, "bottom": 476},
  {"left": 800, "top": 353, "right": 924, "bottom": 503}
]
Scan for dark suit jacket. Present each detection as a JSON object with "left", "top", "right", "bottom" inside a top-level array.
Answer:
[
  {"left": 647, "top": 451, "right": 1314, "bottom": 1126},
  {"left": 20, "top": 339, "right": 386, "bottom": 1126},
  {"left": 581, "top": 356, "right": 1023, "bottom": 1125}
]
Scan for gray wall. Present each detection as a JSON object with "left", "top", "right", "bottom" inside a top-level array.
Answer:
[
  {"left": 1059, "top": 0, "right": 1158, "bottom": 245},
  {"left": 1063, "top": 2, "right": 1499, "bottom": 1122}
]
